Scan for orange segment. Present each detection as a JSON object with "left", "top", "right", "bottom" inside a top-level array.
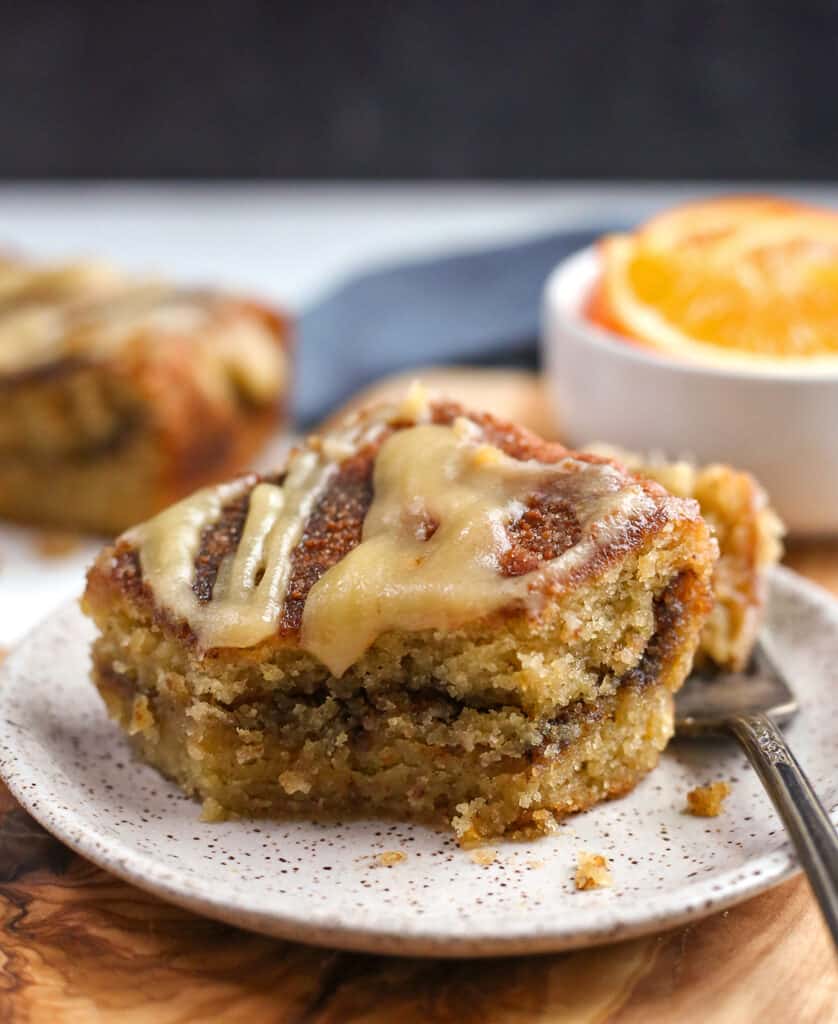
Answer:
[
  {"left": 638, "top": 195, "right": 806, "bottom": 250},
  {"left": 590, "top": 196, "right": 838, "bottom": 368}
]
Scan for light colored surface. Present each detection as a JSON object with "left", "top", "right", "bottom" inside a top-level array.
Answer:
[
  {"left": 542, "top": 246, "right": 838, "bottom": 534},
  {"left": 0, "top": 567, "right": 835, "bottom": 957},
  {"left": 1, "top": 182, "right": 837, "bottom": 311},
  {"left": 0, "top": 527, "right": 99, "bottom": 647}
]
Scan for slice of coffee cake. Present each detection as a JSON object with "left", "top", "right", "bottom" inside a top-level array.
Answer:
[
  {"left": 83, "top": 390, "right": 717, "bottom": 841},
  {"left": 0, "top": 254, "right": 290, "bottom": 533}
]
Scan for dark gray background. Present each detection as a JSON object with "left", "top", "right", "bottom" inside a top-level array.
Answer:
[{"left": 1, "top": 0, "right": 836, "bottom": 179}]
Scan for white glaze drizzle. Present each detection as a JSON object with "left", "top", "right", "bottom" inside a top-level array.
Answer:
[
  {"left": 126, "top": 389, "right": 659, "bottom": 670},
  {"left": 300, "top": 419, "right": 654, "bottom": 675}
]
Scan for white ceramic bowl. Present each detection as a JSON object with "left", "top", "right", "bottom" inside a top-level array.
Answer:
[{"left": 541, "top": 246, "right": 838, "bottom": 535}]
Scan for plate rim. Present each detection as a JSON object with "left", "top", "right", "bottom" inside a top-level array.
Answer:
[{"left": 0, "top": 565, "right": 834, "bottom": 958}]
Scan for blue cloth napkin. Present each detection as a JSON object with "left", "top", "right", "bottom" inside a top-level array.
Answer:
[{"left": 296, "top": 227, "right": 604, "bottom": 425}]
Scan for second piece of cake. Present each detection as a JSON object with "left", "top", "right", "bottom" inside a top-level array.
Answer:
[
  {"left": 83, "top": 391, "right": 718, "bottom": 842},
  {"left": 0, "top": 253, "right": 291, "bottom": 533},
  {"left": 586, "top": 445, "right": 783, "bottom": 670}
]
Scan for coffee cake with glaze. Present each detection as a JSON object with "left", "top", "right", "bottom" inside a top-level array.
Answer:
[
  {"left": 0, "top": 254, "right": 290, "bottom": 533},
  {"left": 83, "top": 390, "right": 718, "bottom": 841}
]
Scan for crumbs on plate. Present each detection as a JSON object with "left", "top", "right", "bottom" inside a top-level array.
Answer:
[
  {"left": 469, "top": 848, "right": 497, "bottom": 866},
  {"left": 685, "top": 781, "right": 731, "bottom": 817},
  {"left": 199, "top": 796, "right": 230, "bottom": 823},
  {"left": 376, "top": 851, "right": 407, "bottom": 868},
  {"left": 575, "top": 851, "right": 612, "bottom": 891}
]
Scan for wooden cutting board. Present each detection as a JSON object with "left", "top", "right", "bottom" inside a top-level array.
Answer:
[{"left": 1, "top": 370, "right": 836, "bottom": 1023}]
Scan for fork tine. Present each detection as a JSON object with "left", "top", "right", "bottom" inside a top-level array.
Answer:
[{"left": 675, "top": 633, "right": 798, "bottom": 736}]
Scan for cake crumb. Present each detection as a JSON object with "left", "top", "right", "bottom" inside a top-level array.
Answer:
[
  {"left": 200, "top": 797, "right": 228, "bottom": 822},
  {"left": 685, "top": 781, "right": 731, "bottom": 817},
  {"left": 530, "top": 809, "right": 560, "bottom": 835},
  {"left": 376, "top": 850, "right": 406, "bottom": 868},
  {"left": 469, "top": 848, "right": 497, "bottom": 866},
  {"left": 575, "top": 851, "right": 612, "bottom": 890},
  {"left": 33, "top": 530, "right": 83, "bottom": 559},
  {"left": 525, "top": 859, "right": 545, "bottom": 870},
  {"left": 0, "top": 647, "right": 7, "bottom": 665},
  {"left": 128, "top": 695, "right": 156, "bottom": 736},
  {"left": 279, "top": 771, "right": 311, "bottom": 795}
]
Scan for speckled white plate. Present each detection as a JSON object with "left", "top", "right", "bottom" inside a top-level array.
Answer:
[{"left": 0, "top": 566, "right": 836, "bottom": 958}]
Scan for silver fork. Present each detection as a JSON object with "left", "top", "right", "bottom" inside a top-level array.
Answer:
[{"left": 676, "top": 640, "right": 838, "bottom": 949}]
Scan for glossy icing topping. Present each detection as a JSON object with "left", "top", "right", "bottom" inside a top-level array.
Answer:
[
  {"left": 127, "top": 388, "right": 661, "bottom": 671},
  {"left": 0, "top": 257, "right": 286, "bottom": 402},
  {"left": 301, "top": 417, "right": 652, "bottom": 675}
]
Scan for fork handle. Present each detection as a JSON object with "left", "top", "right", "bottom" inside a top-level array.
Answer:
[{"left": 729, "top": 712, "right": 838, "bottom": 950}]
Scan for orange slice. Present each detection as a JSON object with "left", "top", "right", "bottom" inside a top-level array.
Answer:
[
  {"left": 638, "top": 195, "right": 805, "bottom": 250},
  {"left": 590, "top": 196, "right": 838, "bottom": 371}
]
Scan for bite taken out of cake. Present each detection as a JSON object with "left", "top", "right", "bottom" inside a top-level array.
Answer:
[{"left": 83, "top": 388, "right": 718, "bottom": 843}]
